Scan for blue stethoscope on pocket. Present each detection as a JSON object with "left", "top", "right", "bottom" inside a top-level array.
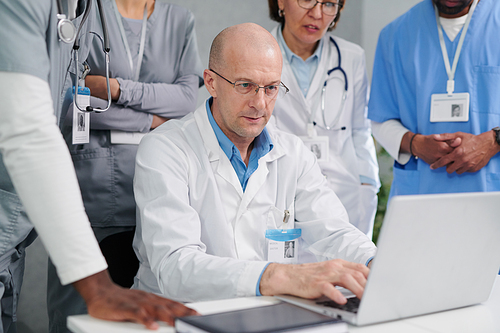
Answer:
[
  {"left": 316, "top": 36, "right": 348, "bottom": 130},
  {"left": 57, "top": 0, "right": 112, "bottom": 112}
]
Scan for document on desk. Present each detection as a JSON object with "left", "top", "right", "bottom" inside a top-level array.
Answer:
[
  {"left": 175, "top": 302, "right": 348, "bottom": 333},
  {"left": 67, "top": 315, "right": 174, "bottom": 333}
]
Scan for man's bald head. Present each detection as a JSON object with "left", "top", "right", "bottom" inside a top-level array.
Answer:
[
  {"left": 204, "top": 23, "right": 284, "bottom": 151},
  {"left": 208, "top": 23, "right": 282, "bottom": 72}
]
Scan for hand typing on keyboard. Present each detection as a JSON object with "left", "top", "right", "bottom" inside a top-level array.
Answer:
[
  {"left": 259, "top": 259, "right": 370, "bottom": 305},
  {"left": 316, "top": 297, "right": 361, "bottom": 313}
]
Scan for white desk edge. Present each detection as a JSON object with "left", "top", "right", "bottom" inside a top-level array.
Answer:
[{"left": 68, "top": 276, "right": 500, "bottom": 333}]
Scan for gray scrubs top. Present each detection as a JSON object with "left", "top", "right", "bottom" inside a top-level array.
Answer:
[
  {"left": 0, "top": 0, "right": 97, "bottom": 330},
  {"left": 0, "top": 0, "right": 96, "bottom": 258},
  {"left": 61, "top": 0, "right": 203, "bottom": 229}
]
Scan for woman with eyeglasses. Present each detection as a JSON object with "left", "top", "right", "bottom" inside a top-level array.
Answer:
[{"left": 268, "top": 0, "right": 380, "bottom": 242}]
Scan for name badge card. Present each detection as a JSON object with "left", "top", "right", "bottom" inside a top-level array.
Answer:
[
  {"left": 266, "top": 228, "right": 301, "bottom": 264},
  {"left": 72, "top": 87, "right": 90, "bottom": 144},
  {"left": 110, "top": 131, "right": 147, "bottom": 145},
  {"left": 299, "top": 136, "right": 329, "bottom": 162},
  {"left": 430, "top": 93, "right": 469, "bottom": 122}
]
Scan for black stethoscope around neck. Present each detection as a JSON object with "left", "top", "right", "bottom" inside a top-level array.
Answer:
[
  {"left": 57, "top": 0, "right": 112, "bottom": 112},
  {"left": 316, "top": 36, "right": 348, "bottom": 131}
]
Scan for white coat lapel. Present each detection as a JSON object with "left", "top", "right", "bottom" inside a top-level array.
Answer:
[
  {"left": 216, "top": 154, "right": 244, "bottom": 198},
  {"left": 307, "top": 36, "right": 332, "bottom": 101},
  {"left": 194, "top": 103, "right": 244, "bottom": 198},
  {"left": 281, "top": 62, "right": 310, "bottom": 115},
  {"left": 236, "top": 128, "right": 285, "bottom": 220}
]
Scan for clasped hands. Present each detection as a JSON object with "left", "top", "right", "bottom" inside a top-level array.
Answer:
[{"left": 407, "top": 131, "right": 500, "bottom": 174}]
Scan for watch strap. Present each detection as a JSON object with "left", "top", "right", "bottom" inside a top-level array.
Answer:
[{"left": 492, "top": 127, "right": 500, "bottom": 146}]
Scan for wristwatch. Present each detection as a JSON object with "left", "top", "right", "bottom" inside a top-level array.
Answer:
[{"left": 493, "top": 127, "right": 500, "bottom": 146}]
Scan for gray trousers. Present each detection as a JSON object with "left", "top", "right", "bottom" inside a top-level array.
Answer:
[
  {"left": 46, "top": 260, "right": 86, "bottom": 333},
  {"left": 0, "top": 230, "right": 36, "bottom": 333},
  {"left": 0, "top": 249, "right": 24, "bottom": 333}
]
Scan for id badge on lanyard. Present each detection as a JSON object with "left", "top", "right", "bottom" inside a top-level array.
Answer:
[
  {"left": 430, "top": 0, "right": 478, "bottom": 123},
  {"left": 299, "top": 124, "right": 329, "bottom": 163},
  {"left": 430, "top": 93, "right": 469, "bottom": 122},
  {"left": 110, "top": 131, "right": 146, "bottom": 145},
  {"left": 265, "top": 209, "right": 301, "bottom": 264},
  {"left": 109, "top": 0, "right": 148, "bottom": 144},
  {"left": 72, "top": 87, "right": 90, "bottom": 144}
]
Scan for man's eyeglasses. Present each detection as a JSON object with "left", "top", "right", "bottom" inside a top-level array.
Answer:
[
  {"left": 297, "top": 0, "right": 342, "bottom": 16},
  {"left": 210, "top": 69, "right": 289, "bottom": 99}
]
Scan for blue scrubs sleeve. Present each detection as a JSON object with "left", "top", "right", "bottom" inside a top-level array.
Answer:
[{"left": 368, "top": 28, "right": 401, "bottom": 123}]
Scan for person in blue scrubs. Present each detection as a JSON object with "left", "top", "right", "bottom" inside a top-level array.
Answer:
[{"left": 368, "top": 0, "right": 500, "bottom": 198}]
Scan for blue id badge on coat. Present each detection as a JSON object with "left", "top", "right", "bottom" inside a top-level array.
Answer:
[{"left": 265, "top": 228, "right": 301, "bottom": 264}]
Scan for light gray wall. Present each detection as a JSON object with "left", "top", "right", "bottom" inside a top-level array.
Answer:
[
  {"left": 333, "top": 0, "right": 363, "bottom": 45},
  {"left": 361, "top": 0, "right": 421, "bottom": 80},
  {"left": 167, "top": 0, "right": 275, "bottom": 68},
  {"left": 17, "top": 2, "right": 424, "bottom": 333}
]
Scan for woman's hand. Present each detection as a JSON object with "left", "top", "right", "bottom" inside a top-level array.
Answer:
[{"left": 85, "top": 75, "right": 121, "bottom": 101}]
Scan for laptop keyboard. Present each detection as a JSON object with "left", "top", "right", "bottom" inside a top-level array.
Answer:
[{"left": 316, "top": 297, "right": 360, "bottom": 313}]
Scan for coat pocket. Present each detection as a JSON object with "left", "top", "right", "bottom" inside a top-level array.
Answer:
[
  {"left": 472, "top": 66, "right": 500, "bottom": 114},
  {"left": 71, "top": 148, "right": 116, "bottom": 226},
  {"left": 0, "top": 189, "right": 32, "bottom": 255}
]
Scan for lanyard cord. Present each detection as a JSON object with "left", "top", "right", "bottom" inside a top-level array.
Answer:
[
  {"left": 111, "top": 0, "right": 148, "bottom": 81},
  {"left": 434, "top": 0, "right": 478, "bottom": 95}
]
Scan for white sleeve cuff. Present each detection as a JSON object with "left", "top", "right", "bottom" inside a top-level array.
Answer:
[
  {"left": 236, "top": 261, "right": 272, "bottom": 297},
  {"left": 371, "top": 119, "right": 411, "bottom": 164}
]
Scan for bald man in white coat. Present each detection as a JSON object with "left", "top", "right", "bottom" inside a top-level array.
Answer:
[{"left": 133, "top": 23, "right": 376, "bottom": 305}]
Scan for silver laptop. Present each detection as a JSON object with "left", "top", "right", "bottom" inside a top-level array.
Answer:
[{"left": 278, "top": 192, "right": 500, "bottom": 326}]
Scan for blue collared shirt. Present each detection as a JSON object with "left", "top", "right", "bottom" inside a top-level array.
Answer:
[
  {"left": 276, "top": 27, "right": 323, "bottom": 97},
  {"left": 206, "top": 99, "right": 273, "bottom": 192}
]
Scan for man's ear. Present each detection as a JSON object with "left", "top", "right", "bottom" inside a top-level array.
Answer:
[{"left": 204, "top": 69, "right": 218, "bottom": 98}]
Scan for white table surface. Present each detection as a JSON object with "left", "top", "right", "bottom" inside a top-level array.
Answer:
[{"left": 68, "top": 276, "right": 500, "bottom": 333}]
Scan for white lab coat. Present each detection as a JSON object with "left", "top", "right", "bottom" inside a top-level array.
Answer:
[
  {"left": 132, "top": 102, "right": 376, "bottom": 303},
  {"left": 271, "top": 27, "right": 380, "bottom": 238}
]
